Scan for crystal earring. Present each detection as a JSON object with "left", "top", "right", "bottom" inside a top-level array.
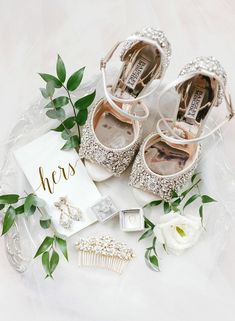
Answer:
[{"left": 54, "top": 197, "right": 82, "bottom": 229}]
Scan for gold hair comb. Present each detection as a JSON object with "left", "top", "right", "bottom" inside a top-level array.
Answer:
[{"left": 75, "top": 235, "right": 134, "bottom": 274}]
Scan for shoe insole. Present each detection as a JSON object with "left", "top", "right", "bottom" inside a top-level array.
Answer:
[
  {"left": 177, "top": 75, "right": 214, "bottom": 125},
  {"left": 95, "top": 113, "right": 134, "bottom": 149},
  {"left": 114, "top": 45, "right": 161, "bottom": 98},
  {"left": 145, "top": 141, "right": 189, "bottom": 175}
]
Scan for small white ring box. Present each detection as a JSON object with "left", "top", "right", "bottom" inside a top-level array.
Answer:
[
  {"left": 119, "top": 208, "right": 145, "bottom": 232},
  {"left": 89, "top": 196, "right": 119, "bottom": 223}
]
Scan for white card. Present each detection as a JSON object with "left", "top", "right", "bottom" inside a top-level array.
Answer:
[{"left": 14, "top": 131, "right": 101, "bottom": 237}]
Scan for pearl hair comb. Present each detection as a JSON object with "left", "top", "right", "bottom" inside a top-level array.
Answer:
[{"left": 75, "top": 235, "right": 134, "bottom": 274}]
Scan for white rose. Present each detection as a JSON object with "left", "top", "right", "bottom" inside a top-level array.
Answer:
[{"left": 154, "top": 212, "right": 202, "bottom": 255}]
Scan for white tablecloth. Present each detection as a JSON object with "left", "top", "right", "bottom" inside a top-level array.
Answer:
[{"left": 1, "top": 1, "right": 235, "bottom": 320}]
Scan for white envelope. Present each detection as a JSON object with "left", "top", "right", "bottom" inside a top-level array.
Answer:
[{"left": 14, "top": 131, "right": 101, "bottom": 237}]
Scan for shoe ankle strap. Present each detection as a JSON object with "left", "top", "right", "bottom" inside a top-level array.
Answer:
[
  {"left": 156, "top": 72, "right": 234, "bottom": 145},
  {"left": 101, "top": 64, "right": 150, "bottom": 121}
]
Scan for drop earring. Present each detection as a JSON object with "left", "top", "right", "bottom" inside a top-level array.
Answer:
[{"left": 54, "top": 197, "right": 82, "bottom": 229}]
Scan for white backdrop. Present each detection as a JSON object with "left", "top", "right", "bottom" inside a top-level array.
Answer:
[{"left": 1, "top": 1, "right": 235, "bottom": 320}]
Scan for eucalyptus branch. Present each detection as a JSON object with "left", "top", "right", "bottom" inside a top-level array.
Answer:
[
  {"left": 39, "top": 55, "right": 96, "bottom": 151},
  {"left": 0, "top": 57, "right": 96, "bottom": 278},
  {"left": 62, "top": 84, "right": 81, "bottom": 139},
  {"left": 49, "top": 96, "right": 71, "bottom": 138}
]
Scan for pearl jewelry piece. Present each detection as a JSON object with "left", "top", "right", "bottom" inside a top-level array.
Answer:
[
  {"left": 54, "top": 196, "right": 82, "bottom": 229},
  {"left": 75, "top": 235, "right": 135, "bottom": 274}
]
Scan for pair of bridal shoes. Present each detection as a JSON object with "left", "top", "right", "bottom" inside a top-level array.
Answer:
[{"left": 79, "top": 27, "right": 234, "bottom": 204}]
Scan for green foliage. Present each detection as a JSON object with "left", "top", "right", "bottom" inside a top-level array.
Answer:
[
  {"left": 76, "top": 109, "right": 88, "bottom": 126},
  {"left": 24, "top": 194, "right": 45, "bottom": 215},
  {"left": 0, "top": 192, "right": 68, "bottom": 279},
  {"left": 61, "top": 135, "right": 80, "bottom": 150},
  {"left": 74, "top": 90, "right": 96, "bottom": 110},
  {"left": 56, "top": 55, "right": 66, "bottom": 83},
  {"left": 199, "top": 205, "right": 203, "bottom": 220},
  {"left": 46, "top": 108, "right": 66, "bottom": 121},
  {"left": 201, "top": 195, "right": 216, "bottom": 203},
  {"left": 141, "top": 173, "right": 217, "bottom": 271},
  {"left": 144, "top": 216, "right": 155, "bottom": 229},
  {"left": 67, "top": 67, "right": 85, "bottom": 91},
  {"left": 42, "top": 251, "right": 51, "bottom": 277},
  {"left": 163, "top": 201, "right": 171, "bottom": 214},
  {"left": 52, "top": 117, "right": 75, "bottom": 132},
  {"left": 1, "top": 54, "right": 95, "bottom": 277},
  {"left": 0, "top": 194, "right": 19, "bottom": 204},
  {"left": 44, "top": 96, "right": 69, "bottom": 109},
  {"left": 34, "top": 235, "right": 68, "bottom": 278},
  {"left": 55, "top": 236, "right": 68, "bottom": 261},
  {"left": 40, "top": 218, "right": 52, "bottom": 229},
  {"left": 145, "top": 237, "right": 159, "bottom": 272},
  {"left": 2, "top": 206, "right": 16, "bottom": 235},
  {"left": 143, "top": 200, "right": 162, "bottom": 208},
  {"left": 183, "top": 194, "right": 200, "bottom": 209},
  {"left": 39, "top": 73, "right": 62, "bottom": 88},
  {"left": 143, "top": 172, "right": 216, "bottom": 224},
  {"left": 139, "top": 217, "right": 159, "bottom": 271},
  {"left": 50, "top": 250, "right": 60, "bottom": 274},
  {"left": 138, "top": 228, "right": 153, "bottom": 241},
  {"left": 34, "top": 236, "right": 54, "bottom": 258},
  {"left": 15, "top": 205, "right": 25, "bottom": 214},
  {"left": 39, "top": 57, "right": 95, "bottom": 150}
]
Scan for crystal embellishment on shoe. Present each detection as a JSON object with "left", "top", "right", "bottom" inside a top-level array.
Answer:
[
  {"left": 75, "top": 235, "right": 135, "bottom": 274},
  {"left": 79, "top": 101, "right": 142, "bottom": 177},
  {"left": 120, "top": 27, "right": 171, "bottom": 75},
  {"left": 100, "top": 26, "right": 172, "bottom": 122},
  {"left": 130, "top": 56, "right": 233, "bottom": 201},
  {"left": 178, "top": 56, "right": 227, "bottom": 106},
  {"left": 129, "top": 133, "right": 200, "bottom": 200},
  {"left": 80, "top": 27, "right": 172, "bottom": 180},
  {"left": 156, "top": 56, "right": 233, "bottom": 146}
]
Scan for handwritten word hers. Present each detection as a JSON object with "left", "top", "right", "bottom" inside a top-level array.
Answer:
[{"left": 39, "top": 162, "right": 76, "bottom": 194}]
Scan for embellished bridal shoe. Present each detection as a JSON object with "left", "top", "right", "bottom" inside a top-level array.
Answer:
[
  {"left": 129, "top": 57, "right": 234, "bottom": 204},
  {"left": 79, "top": 27, "right": 171, "bottom": 181}
]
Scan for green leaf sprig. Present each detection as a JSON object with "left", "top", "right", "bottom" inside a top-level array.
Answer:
[
  {"left": 39, "top": 55, "right": 96, "bottom": 150},
  {"left": 140, "top": 174, "right": 216, "bottom": 271},
  {"left": 0, "top": 193, "right": 45, "bottom": 235},
  {"left": 0, "top": 192, "right": 68, "bottom": 278},
  {"left": 144, "top": 173, "right": 216, "bottom": 222},
  {"left": 34, "top": 235, "right": 68, "bottom": 279},
  {"left": 139, "top": 217, "right": 159, "bottom": 271}
]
